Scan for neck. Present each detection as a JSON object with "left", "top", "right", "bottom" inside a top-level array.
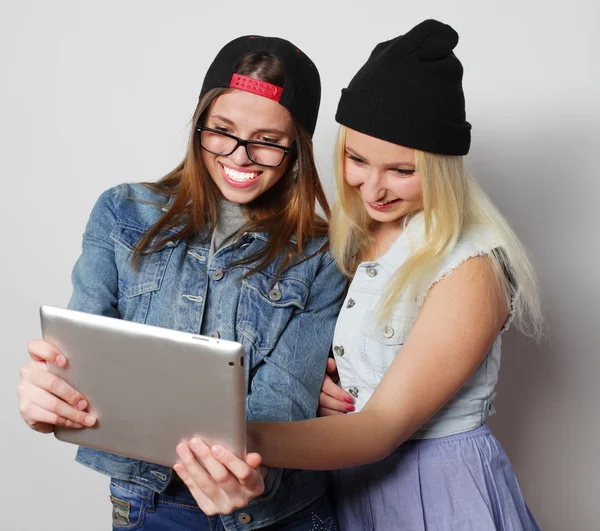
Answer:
[{"left": 360, "top": 221, "right": 403, "bottom": 262}]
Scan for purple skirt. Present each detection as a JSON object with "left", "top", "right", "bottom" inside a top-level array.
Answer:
[{"left": 332, "top": 424, "right": 540, "bottom": 531}]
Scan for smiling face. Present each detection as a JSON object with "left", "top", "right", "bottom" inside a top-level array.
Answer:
[
  {"left": 343, "top": 128, "right": 424, "bottom": 226},
  {"left": 200, "top": 89, "right": 295, "bottom": 204}
]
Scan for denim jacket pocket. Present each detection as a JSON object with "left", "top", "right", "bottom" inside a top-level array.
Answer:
[
  {"left": 110, "top": 226, "right": 176, "bottom": 323},
  {"left": 358, "top": 311, "right": 414, "bottom": 386},
  {"left": 111, "top": 225, "right": 177, "bottom": 298},
  {"left": 238, "top": 271, "right": 309, "bottom": 353}
]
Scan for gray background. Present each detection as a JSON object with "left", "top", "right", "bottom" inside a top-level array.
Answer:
[{"left": 1, "top": 1, "right": 598, "bottom": 529}]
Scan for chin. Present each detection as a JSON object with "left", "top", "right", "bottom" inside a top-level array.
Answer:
[
  {"left": 218, "top": 186, "right": 261, "bottom": 205},
  {"left": 368, "top": 212, "right": 401, "bottom": 223}
]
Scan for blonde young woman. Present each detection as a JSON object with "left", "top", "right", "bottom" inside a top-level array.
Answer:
[
  {"left": 17, "top": 36, "right": 347, "bottom": 530},
  {"left": 174, "top": 20, "right": 543, "bottom": 530}
]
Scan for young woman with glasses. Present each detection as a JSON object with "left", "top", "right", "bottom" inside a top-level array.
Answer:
[{"left": 17, "top": 35, "right": 345, "bottom": 531}]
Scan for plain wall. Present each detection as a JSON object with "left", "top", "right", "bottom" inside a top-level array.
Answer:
[{"left": 2, "top": 1, "right": 598, "bottom": 529}]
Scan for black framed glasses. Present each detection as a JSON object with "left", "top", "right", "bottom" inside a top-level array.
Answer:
[{"left": 196, "top": 126, "right": 296, "bottom": 168}]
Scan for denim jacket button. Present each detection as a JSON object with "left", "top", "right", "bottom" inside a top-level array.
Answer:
[
  {"left": 383, "top": 326, "right": 394, "bottom": 338},
  {"left": 268, "top": 288, "right": 282, "bottom": 302},
  {"left": 208, "top": 331, "right": 220, "bottom": 339},
  {"left": 212, "top": 269, "right": 224, "bottom": 281},
  {"left": 366, "top": 267, "right": 377, "bottom": 278},
  {"left": 334, "top": 345, "right": 345, "bottom": 357},
  {"left": 237, "top": 513, "right": 252, "bottom": 524}
]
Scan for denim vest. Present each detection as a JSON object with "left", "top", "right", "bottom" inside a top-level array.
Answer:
[
  {"left": 333, "top": 217, "right": 507, "bottom": 439},
  {"left": 67, "top": 183, "right": 346, "bottom": 530}
]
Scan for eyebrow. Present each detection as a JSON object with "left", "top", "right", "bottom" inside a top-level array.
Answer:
[
  {"left": 209, "top": 115, "right": 287, "bottom": 137},
  {"left": 345, "top": 146, "right": 368, "bottom": 161},
  {"left": 345, "top": 146, "right": 415, "bottom": 168}
]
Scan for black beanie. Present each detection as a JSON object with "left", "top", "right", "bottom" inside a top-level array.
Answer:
[
  {"left": 335, "top": 20, "right": 471, "bottom": 155},
  {"left": 200, "top": 35, "right": 321, "bottom": 137}
]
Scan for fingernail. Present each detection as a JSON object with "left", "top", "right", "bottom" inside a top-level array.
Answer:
[
  {"left": 344, "top": 396, "right": 354, "bottom": 404},
  {"left": 346, "top": 405, "right": 355, "bottom": 412},
  {"left": 190, "top": 438, "right": 201, "bottom": 451},
  {"left": 177, "top": 444, "right": 190, "bottom": 457},
  {"left": 76, "top": 400, "right": 87, "bottom": 410},
  {"left": 84, "top": 415, "right": 96, "bottom": 426},
  {"left": 212, "top": 445, "right": 224, "bottom": 458},
  {"left": 56, "top": 354, "right": 67, "bottom": 367}
]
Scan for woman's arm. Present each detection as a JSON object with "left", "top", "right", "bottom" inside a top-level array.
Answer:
[
  {"left": 18, "top": 187, "right": 122, "bottom": 433},
  {"left": 67, "top": 187, "right": 121, "bottom": 317},
  {"left": 248, "top": 255, "right": 509, "bottom": 469}
]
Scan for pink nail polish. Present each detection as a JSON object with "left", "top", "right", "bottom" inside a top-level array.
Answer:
[
  {"left": 76, "top": 400, "right": 87, "bottom": 411},
  {"left": 346, "top": 405, "right": 355, "bottom": 412},
  {"left": 344, "top": 396, "right": 354, "bottom": 404}
]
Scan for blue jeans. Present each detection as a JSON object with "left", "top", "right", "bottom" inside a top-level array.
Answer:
[{"left": 109, "top": 478, "right": 339, "bottom": 530}]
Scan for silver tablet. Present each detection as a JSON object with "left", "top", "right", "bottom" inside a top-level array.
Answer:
[{"left": 40, "top": 306, "right": 246, "bottom": 467}]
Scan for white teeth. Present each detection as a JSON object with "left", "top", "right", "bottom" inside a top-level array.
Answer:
[{"left": 222, "top": 165, "right": 258, "bottom": 182}]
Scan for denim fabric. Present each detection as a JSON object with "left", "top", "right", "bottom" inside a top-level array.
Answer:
[
  {"left": 332, "top": 215, "right": 506, "bottom": 439},
  {"left": 109, "top": 479, "right": 338, "bottom": 531},
  {"left": 68, "top": 183, "right": 346, "bottom": 530}
]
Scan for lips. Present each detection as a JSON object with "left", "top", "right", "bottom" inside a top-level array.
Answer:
[
  {"left": 367, "top": 198, "right": 401, "bottom": 211},
  {"left": 220, "top": 163, "right": 262, "bottom": 189}
]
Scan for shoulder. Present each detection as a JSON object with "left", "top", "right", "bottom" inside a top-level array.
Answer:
[
  {"left": 421, "top": 254, "right": 508, "bottom": 335},
  {"left": 304, "top": 238, "right": 346, "bottom": 298},
  {"left": 425, "top": 227, "right": 508, "bottom": 313},
  {"left": 457, "top": 224, "right": 501, "bottom": 256},
  {"left": 300, "top": 234, "right": 341, "bottom": 281},
  {"left": 271, "top": 234, "right": 343, "bottom": 291},
  {"left": 304, "top": 234, "right": 334, "bottom": 263},
  {"left": 299, "top": 238, "right": 346, "bottom": 305},
  {"left": 438, "top": 225, "right": 502, "bottom": 279},
  {"left": 409, "top": 225, "right": 504, "bottom": 311},
  {"left": 91, "top": 183, "right": 171, "bottom": 230},
  {"left": 257, "top": 231, "right": 335, "bottom": 275}
]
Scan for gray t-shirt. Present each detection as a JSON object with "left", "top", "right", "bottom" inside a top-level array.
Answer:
[{"left": 208, "top": 200, "right": 247, "bottom": 261}]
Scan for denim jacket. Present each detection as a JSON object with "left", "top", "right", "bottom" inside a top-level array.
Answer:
[
  {"left": 332, "top": 216, "right": 505, "bottom": 440},
  {"left": 67, "top": 183, "right": 346, "bottom": 530}
]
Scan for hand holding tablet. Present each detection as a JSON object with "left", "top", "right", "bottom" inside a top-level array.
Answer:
[{"left": 40, "top": 306, "right": 246, "bottom": 467}]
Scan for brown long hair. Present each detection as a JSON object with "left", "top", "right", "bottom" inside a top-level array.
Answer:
[{"left": 133, "top": 53, "right": 330, "bottom": 276}]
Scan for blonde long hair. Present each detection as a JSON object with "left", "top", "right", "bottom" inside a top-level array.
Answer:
[{"left": 330, "top": 126, "right": 543, "bottom": 340}]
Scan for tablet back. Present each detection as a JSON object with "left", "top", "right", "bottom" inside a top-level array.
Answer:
[{"left": 41, "top": 306, "right": 246, "bottom": 467}]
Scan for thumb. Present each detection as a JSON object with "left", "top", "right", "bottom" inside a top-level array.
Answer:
[
  {"left": 245, "top": 452, "right": 262, "bottom": 470},
  {"left": 326, "top": 357, "right": 337, "bottom": 375}
]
